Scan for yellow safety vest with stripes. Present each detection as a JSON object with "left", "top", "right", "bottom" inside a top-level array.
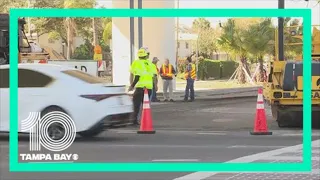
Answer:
[
  {"left": 130, "top": 59, "right": 155, "bottom": 89},
  {"left": 184, "top": 63, "right": 196, "bottom": 80}
]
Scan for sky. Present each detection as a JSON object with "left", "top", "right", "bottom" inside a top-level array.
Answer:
[{"left": 96, "top": 0, "right": 320, "bottom": 27}]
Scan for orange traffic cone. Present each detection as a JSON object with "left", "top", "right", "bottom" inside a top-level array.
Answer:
[
  {"left": 137, "top": 88, "right": 156, "bottom": 134},
  {"left": 250, "top": 88, "right": 272, "bottom": 135}
]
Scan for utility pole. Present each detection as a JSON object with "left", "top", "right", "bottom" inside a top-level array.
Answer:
[
  {"left": 27, "top": 0, "right": 31, "bottom": 35},
  {"left": 278, "top": 0, "right": 285, "bottom": 61},
  {"left": 176, "top": 0, "right": 180, "bottom": 73}
]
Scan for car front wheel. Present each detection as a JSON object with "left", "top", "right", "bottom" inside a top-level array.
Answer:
[{"left": 41, "top": 106, "right": 69, "bottom": 141}]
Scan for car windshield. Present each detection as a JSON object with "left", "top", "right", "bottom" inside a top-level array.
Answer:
[{"left": 62, "top": 70, "right": 107, "bottom": 84}]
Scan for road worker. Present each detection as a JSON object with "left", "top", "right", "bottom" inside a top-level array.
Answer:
[
  {"left": 128, "top": 48, "right": 156, "bottom": 125},
  {"left": 160, "top": 58, "right": 177, "bottom": 102},
  {"left": 150, "top": 57, "right": 160, "bottom": 102},
  {"left": 184, "top": 56, "right": 196, "bottom": 102},
  {"left": 130, "top": 46, "right": 150, "bottom": 84}
]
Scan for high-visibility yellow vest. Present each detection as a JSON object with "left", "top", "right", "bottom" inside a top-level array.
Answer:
[
  {"left": 151, "top": 63, "right": 158, "bottom": 75},
  {"left": 162, "top": 64, "right": 173, "bottom": 78},
  {"left": 184, "top": 63, "right": 196, "bottom": 80},
  {"left": 130, "top": 59, "right": 154, "bottom": 89}
]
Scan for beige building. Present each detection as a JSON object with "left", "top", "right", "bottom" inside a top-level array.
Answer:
[
  {"left": 111, "top": 0, "right": 176, "bottom": 86},
  {"left": 176, "top": 32, "right": 198, "bottom": 58}
]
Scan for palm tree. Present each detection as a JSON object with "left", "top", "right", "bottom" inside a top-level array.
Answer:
[
  {"left": 218, "top": 19, "right": 251, "bottom": 84},
  {"left": 192, "top": 18, "right": 211, "bottom": 32},
  {"left": 243, "top": 18, "right": 274, "bottom": 82},
  {"left": 63, "top": 0, "right": 96, "bottom": 59}
]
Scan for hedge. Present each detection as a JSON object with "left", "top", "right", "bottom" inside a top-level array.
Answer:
[
  {"left": 198, "top": 59, "right": 238, "bottom": 80},
  {"left": 177, "top": 58, "right": 238, "bottom": 80}
]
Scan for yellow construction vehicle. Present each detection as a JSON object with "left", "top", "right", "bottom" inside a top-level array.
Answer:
[{"left": 263, "top": 25, "right": 320, "bottom": 128}]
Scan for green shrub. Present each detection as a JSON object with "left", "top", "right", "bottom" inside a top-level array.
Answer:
[
  {"left": 197, "top": 59, "right": 238, "bottom": 80},
  {"left": 220, "top": 60, "right": 238, "bottom": 78}
]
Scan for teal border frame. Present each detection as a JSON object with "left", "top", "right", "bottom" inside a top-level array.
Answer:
[{"left": 9, "top": 8, "right": 312, "bottom": 172}]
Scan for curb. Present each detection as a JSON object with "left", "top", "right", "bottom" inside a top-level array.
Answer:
[
  {"left": 128, "top": 87, "right": 260, "bottom": 101},
  {"left": 157, "top": 87, "right": 260, "bottom": 100}
]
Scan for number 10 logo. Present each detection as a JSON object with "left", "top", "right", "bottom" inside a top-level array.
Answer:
[{"left": 21, "top": 111, "right": 77, "bottom": 152}]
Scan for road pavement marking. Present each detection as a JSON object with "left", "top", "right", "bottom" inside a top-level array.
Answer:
[
  {"left": 152, "top": 159, "right": 199, "bottom": 162},
  {"left": 196, "top": 132, "right": 226, "bottom": 135},
  {"left": 114, "top": 130, "right": 136, "bottom": 134},
  {"left": 27, "top": 161, "right": 75, "bottom": 163},
  {"left": 281, "top": 133, "right": 320, "bottom": 137},
  {"left": 109, "top": 129, "right": 228, "bottom": 135},
  {"left": 261, "top": 156, "right": 319, "bottom": 161},
  {"left": 227, "top": 145, "right": 287, "bottom": 149},
  {"left": 98, "top": 144, "right": 230, "bottom": 149},
  {"left": 0, "top": 144, "right": 28, "bottom": 148},
  {"left": 173, "top": 139, "right": 320, "bottom": 180}
]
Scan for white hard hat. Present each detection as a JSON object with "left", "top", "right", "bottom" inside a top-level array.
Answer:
[{"left": 140, "top": 46, "right": 150, "bottom": 54}]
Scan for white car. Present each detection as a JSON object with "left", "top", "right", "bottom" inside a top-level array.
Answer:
[{"left": 0, "top": 64, "right": 134, "bottom": 139}]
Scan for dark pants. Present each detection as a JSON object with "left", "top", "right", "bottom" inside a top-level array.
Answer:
[
  {"left": 151, "top": 83, "right": 158, "bottom": 101},
  {"left": 184, "top": 78, "right": 195, "bottom": 100},
  {"left": 133, "top": 87, "right": 152, "bottom": 123}
]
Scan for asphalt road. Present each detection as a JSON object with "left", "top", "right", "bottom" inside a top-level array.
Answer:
[
  {"left": 148, "top": 97, "right": 287, "bottom": 131},
  {"left": 0, "top": 97, "right": 319, "bottom": 180}
]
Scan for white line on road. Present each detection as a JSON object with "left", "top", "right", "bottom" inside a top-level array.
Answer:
[
  {"left": 152, "top": 159, "right": 199, "bottom": 162},
  {"left": 97, "top": 144, "right": 289, "bottom": 149},
  {"left": 173, "top": 139, "right": 320, "bottom": 180},
  {"left": 27, "top": 161, "right": 75, "bottom": 163},
  {"left": 227, "top": 145, "right": 287, "bottom": 149},
  {"left": 98, "top": 144, "right": 227, "bottom": 148},
  {"left": 261, "top": 156, "right": 319, "bottom": 161},
  {"left": 279, "top": 132, "right": 320, "bottom": 137},
  {"left": 196, "top": 132, "right": 226, "bottom": 135},
  {"left": 110, "top": 129, "right": 229, "bottom": 135},
  {"left": 0, "top": 144, "right": 28, "bottom": 148}
]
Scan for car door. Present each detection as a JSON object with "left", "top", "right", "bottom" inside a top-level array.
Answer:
[
  {"left": 17, "top": 68, "right": 55, "bottom": 132},
  {"left": 0, "top": 68, "right": 9, "bottom": 131}
]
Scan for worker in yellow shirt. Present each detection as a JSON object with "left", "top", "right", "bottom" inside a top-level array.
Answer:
[
  {"left": 150, "top": 57, "right": 160, "bottom": 102},
  {"left": 128, "top": 48, "right": 156, "bottom": 125}
]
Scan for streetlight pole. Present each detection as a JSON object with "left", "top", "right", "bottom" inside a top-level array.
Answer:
[
  {"left": 278, "top": 0, "right": 285, "bottom": 61},
  {"left": 176, "top": 0, "right": 179, "bottom": 73},
  {"left": 196, "top": 28, "right": 199, "bottom": 80},
  {"left": 27, "top": 0, "right": 31, "bottom": 35}
]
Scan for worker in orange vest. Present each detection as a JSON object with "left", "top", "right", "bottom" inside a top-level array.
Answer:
[
  {"left": 184, "top": 56, "right": 196, "bottom": 102},
  {"left": 160, "top": 58, "right": 177, "bottom": 102}
]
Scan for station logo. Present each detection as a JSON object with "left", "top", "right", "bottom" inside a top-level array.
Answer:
[{"left": 20, "top": 111, "right": 78, "bottom": 162}]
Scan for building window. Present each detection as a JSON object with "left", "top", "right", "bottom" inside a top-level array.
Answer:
[{"left": 185, "top": 42, "right": 189, "bottom": 49}]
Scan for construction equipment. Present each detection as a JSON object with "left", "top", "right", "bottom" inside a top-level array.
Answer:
[
  {"left": 0, "top": 13, "right": 49, "bottom": 65},
  {"left": 263, "top": 24, "right": 320, "bottom": 128}
]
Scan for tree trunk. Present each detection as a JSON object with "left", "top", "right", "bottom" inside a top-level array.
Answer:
[
  {"left": 92, "top": 18, "right": 98, "bottom": 46},
  {"left": 257, "top": 55, "right": 265, "bottom": 82},
  {"left": 237, "top": 56, "right": 248, "bottom": 84},
  {"left": 66, "top": 18, "right": 71, "bottom": 60}
]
